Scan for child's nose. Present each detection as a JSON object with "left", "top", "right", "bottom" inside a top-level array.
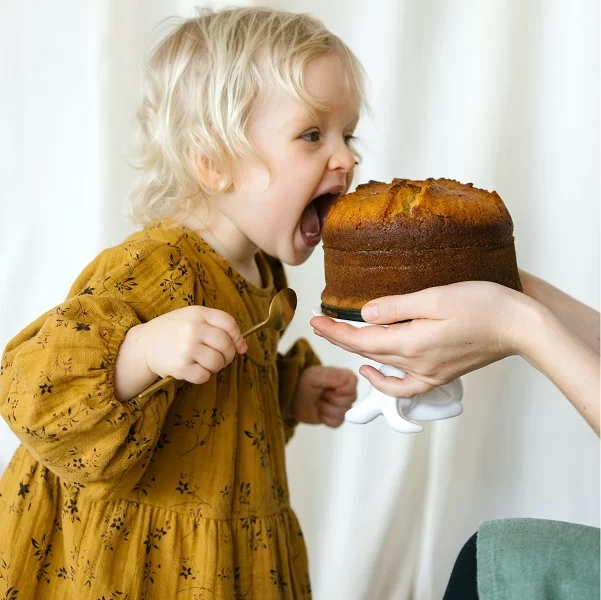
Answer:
[{"left": 327, "top": 142, "right": 356, "bottom": 173}]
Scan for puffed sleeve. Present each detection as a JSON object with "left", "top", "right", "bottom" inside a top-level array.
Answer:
[
  {"left": 0, "top": 236, "right": 198, "bottom": 497},
  {"left": 265, "top": 254, "right": 322, "bottom": 443}
]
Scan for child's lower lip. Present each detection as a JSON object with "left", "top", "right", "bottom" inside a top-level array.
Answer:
[{"left": 301, "top": 230, "right": 321, "bottom": 247}]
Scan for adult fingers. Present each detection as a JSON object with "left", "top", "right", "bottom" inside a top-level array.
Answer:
[
  {"left": 361, "top": 287, "right": 446, "bottom": 324},
  {"left": 358, "top": 365, "right": 436, "bottom": 398},
  {"left": 311, "top": 316, "right": 411, "bottom": 356}
]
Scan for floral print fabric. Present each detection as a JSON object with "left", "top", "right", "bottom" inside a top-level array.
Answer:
[{"left": 0, "top": 222, "right": 319, "bottom": 599}]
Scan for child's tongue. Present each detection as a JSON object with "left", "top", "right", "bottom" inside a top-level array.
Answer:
[{"left": 300, "top": 203, "right": 321, "bottom": 246}]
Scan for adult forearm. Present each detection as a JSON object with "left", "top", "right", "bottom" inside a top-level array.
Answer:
[
  {"left": 520, "top": 270, "right": 600, "bottom": 354},
  {"left": 113, "top": 323, "right": 157, "bottom": 402},
  {"left": 519, "top": 302, "right": 600, "bottom": 435}
]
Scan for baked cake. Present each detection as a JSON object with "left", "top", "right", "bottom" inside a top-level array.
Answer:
[{"left": 321, "top": 178, "right": 522, "bottom": 320}]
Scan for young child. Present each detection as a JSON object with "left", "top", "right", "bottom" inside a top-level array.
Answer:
[{"left": 0, "top": 7, "right": 363, "bottom": 599}]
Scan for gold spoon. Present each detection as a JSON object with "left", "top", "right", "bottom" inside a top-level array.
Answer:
[{"left": 136, "top": 287, "right": 297, "bottom": 401}]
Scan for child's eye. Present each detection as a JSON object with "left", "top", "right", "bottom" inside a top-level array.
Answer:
[
  {"left": 344, "top": 134, "right": 357, "bottom": 146},
  {"left": 301, "top": 130, "right": 321, "bottom": 143}
]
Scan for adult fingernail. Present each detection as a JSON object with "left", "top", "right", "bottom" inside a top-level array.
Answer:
[{"left": 362, "top": 303, "right": 378, "bottom": 321}]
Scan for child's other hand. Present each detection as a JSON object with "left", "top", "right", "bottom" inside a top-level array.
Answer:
[
  {"left": 138, "top": 306, "right": 247, "bottom": 384},
  {"left": 292, "top": 366, "right": 357, "bottom": 428}
]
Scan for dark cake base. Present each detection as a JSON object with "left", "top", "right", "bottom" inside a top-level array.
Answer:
[{"left": 320, "top": 303, "right": 365, "bottom": 322}]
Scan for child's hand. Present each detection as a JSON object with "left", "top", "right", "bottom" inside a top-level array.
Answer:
[
  {"left": 292, "top": 366, "right": 357, "bottom": 428},
  {"left": 136, "top": 306, "right": 247, "bottom": 384}
]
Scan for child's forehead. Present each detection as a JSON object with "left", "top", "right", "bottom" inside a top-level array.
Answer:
[
  {"left": 254, "top": 60, "right": 360, "bottom": 122},
  {"left": 255, "top": 85, "right": 359, "bottom": 131}
]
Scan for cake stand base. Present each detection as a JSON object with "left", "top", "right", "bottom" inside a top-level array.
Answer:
[{"left": 313, "top": 307, "right": 463, "bottom": 433}]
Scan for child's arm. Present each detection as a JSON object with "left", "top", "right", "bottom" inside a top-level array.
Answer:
[{"left": 0, "top": 239, "right": 216, "bottom": 495}]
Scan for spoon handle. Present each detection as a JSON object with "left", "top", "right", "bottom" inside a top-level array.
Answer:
[
  {"left": 136, "top": 375, "right": 175, "bottom": 401},
  {"left": 135, "top": 320, "right": 268, "bottom": 402},
  {"left": 241, "top": 319, "right": 268, "bottom": 339}
]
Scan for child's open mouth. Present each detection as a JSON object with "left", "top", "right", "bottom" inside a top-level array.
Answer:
[{"left": 300, "top": 193, "right": 340, "bottom": 247}]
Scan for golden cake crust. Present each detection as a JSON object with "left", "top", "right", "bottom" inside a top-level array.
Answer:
[{"left": 321, "top": 178, "right": 521, "bottom": 317}]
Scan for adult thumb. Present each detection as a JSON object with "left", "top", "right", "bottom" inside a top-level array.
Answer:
[{"left": 361, "top": 289, "right": 434, "bottom": 324}]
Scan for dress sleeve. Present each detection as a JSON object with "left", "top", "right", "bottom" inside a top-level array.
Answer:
[
  {"left": 265, "top": 254, "right": 322, "bottom": 443},
  {"left": 277, "top": 339, "right": 321, "bottom": 443},
  {"left": 0, "top": 237, "right": 198, "bottom": 496}
]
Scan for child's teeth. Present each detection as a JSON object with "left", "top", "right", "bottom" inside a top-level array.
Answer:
[{"left": 300, "top": 203, "right": 320, "bottom": 237}]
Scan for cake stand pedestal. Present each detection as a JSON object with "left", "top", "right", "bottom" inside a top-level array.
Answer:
[{"left": 313, "top": 307, "right": 464, "bottom": 433}]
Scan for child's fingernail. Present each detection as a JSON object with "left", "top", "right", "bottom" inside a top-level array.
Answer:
[{"left": 362, "top": 303, "right": 378, "bottom": 321}]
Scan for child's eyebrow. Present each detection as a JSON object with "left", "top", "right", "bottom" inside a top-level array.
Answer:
[
  {"left": 285, "top": 112, "right": 315, "bottom": 132},
  {"left": 284, "top": 106, "right": 360, "bottom": 133}
]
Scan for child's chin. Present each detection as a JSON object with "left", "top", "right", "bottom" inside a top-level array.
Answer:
[{"left": 285, "top": 246, "right": 316, "bottom": 266}]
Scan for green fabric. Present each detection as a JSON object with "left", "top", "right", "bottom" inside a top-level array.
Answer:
[{"left": 477, "top": 518, "right": 600, "bottom": 600}]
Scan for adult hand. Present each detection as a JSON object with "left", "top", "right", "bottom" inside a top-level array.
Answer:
[{"left": 311, "top": 281, "right": 534, "bottom": 398}]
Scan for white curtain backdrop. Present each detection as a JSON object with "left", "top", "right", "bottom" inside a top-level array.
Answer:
[{"left": 1, "top": 1, "right": 599, "bottom": 599}]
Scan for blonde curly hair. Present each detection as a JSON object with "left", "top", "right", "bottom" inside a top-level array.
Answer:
[{"left": 128, "top": 6, "right": 365, "bottom": 224}]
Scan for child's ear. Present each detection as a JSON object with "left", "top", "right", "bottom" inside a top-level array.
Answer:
[{"left": 192, "top": 154, "right": 222, "bottom": 190}]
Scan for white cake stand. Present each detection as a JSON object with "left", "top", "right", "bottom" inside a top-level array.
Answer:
[{"left": 313, "top": 306, "right": 464, "bottom": 433}]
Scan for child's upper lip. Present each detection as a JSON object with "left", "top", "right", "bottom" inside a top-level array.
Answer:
[{"left": 311, "top": 183, "right": 346, "bottom": 200}]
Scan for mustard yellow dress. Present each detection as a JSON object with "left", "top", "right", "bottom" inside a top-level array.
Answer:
[{"left": 0, "top": 222, "right": 319, "bottom": 599}]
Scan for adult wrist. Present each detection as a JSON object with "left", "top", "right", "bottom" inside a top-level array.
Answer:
[
  {"left": 514, "top": 299, "right": 559, "bottom": 368},
  {"left": 502, "top": 291, "right": 547, "bottom": 359}
]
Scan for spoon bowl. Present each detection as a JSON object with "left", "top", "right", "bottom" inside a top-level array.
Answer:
[{"left": 243, "top": 287, "right": 297, "bottom": 337}]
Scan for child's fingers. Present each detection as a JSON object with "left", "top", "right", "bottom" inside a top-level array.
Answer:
[
  {"left": 318, "top": 399, "right": 347, "bottom": 424},
  {"left": 299, "top": 366, "right": 334, "bottom": 388},
  {"left": 193, "top": 345, "right": 229, "bottom": 375},
  {"left": 200, "top": 308, "right": 246, "bottom": 352},
  {"left": 311, "top": 367, "right": 357, "bottom": 392},
  {"left": 323, "top": 389, "right": 356, "bottom": 409},
  {"left": 320, "top": 413, "right": 345, "bottom": 428},
  {"left": 199, "top": 326, "right": 238, "bottom": 365},
  {"left": 332, "top": 373, "right": 358, "bottom": 397},
  {"left": 179, "top": 363, "right": 211, "bottom": 385}
]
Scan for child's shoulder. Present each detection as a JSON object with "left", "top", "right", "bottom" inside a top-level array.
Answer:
[
  {"left": 122, "top": 220, "right": 189, "bottom": 250},
  {"left": 105, "top": 220, "right": 192, "bottom": 260},
  {"left": 88, "top": 221, "right": 193, "bottom": 275}
]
